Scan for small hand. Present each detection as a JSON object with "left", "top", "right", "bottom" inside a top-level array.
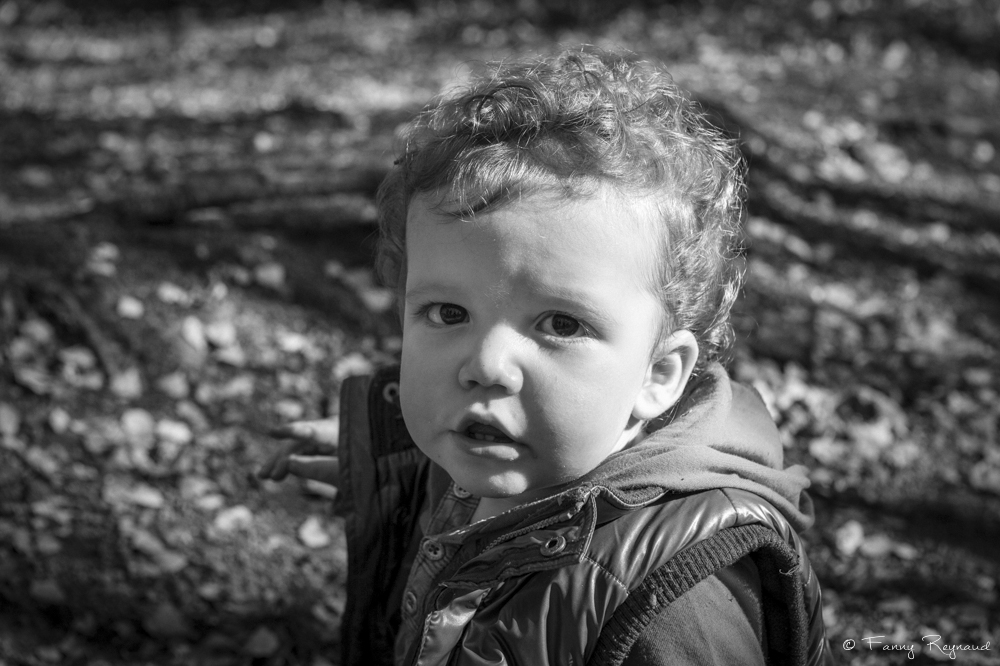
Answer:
[{"left": 257, "top": 417, "right": 340, "bottom": 487}]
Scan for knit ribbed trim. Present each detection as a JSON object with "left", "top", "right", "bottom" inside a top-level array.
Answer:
[{"left": 588, "top": 523, "right": 808, "bottom": 666}]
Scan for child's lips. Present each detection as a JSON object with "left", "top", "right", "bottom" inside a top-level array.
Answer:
[
  {"left": 453, "top": 417, "right": 523, "bottom": 459},
  {"left": 464, "top": 422, "right": 515, "bottom": 444}
]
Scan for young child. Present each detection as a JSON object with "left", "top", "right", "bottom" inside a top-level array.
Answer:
[{"left": 259, "top": 48, "right": 830, "bottom": 666}]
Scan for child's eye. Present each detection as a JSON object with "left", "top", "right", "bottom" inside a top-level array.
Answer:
[
  {"left": 427, "top": 303, "right": 468, "bottom": 325},
  {"left": 537, "top": 313, "right": 586, "bottom": 338}
]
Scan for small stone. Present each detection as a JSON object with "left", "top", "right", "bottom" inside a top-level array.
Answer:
[
  {"left": 83, "top": 431, "right": 112, "bottom": 455},
  {"left": 808, "top": 437, "right": 847, "bottom": 467},
  {"left": 0, "top": 434, "right": 25, "bottom": 453},
  {"left": 104, "top": 479, "right": 165, "bottom": 509},
  {"left": 877, "top": 595, "right": 916, "bottom": 614},
  {"left": 323, "top": 260, "right": 345, "bottom": 278},
  {"left": 110, "top": 368, "right": 143, "bottom": 400},
  {"left": 181, "top": 316, "right": 207, "bottom": 353},
  {"left": 180, "top": 476, "right": 216, "bottom": 499},
  {"left": 144, "top": 602, "right": 190, "bottom": 638},
  {"left": 885, "top": 440, "right": 921, "bottom": 469},
  {"left": 116, "top": 296, "right": 145, "bottom": 319},
  {"left": 228, "top": 265, "right": 252, "bottom": 285},
  {"left": 6, "top": 337, "right": 36, "bottom": 363},
  {"left": 14, "top": 365, "right": 54, "bottom": 394},
  {"left": 298, "top": 516, "right": 331, "bottom": 549},
  {"left": 358, "top": 287, "right": 394, "bottom": 313},
  {"left": 25, "top": 446, "right": 60, "bottom": 478},
  {"left": 244, "top": 627, "right": 280, "bottom": 657},
  {"left": 30, "top": 579, "right": 66, "bottom": 605},
  {"left": 969, "top": 461, "right": 1000, "bottom": 495},
  {"left": 175, "top": 400, "right": 209, "bottom": 431},
  {"left": 157, "top": 282, "right": 190, "bottom": 305},
  {"left": 835, "top": 520, "right": 865, "bottom": 557},
  {"left": 59, "top": 346, "right": 97, "bottom": 371},
  {"left": 121, "top": 408, "right": 156, "bottom": 450},
  {"left": 0, "top": 402, "right": 20, "bottom": 438},
  {"left": 36, "top": 533, "right": 62, "bottom": 556},
  {"left": 156, "top": 419, "right": 192, "bottom": 445},
  {"left": 90, "top": 242, "right": 120, "bottom": 264},
  {"left": 963, "top": 367, "right": 993, "bottom": 387},
  {"left": 214, "top": 344, "right": 247, "bottom": 367},
  {"left": 217, "top": 375, "right": 255, "bottom": 401},
  {"left": 332, "top": 352, "right": 373, "bottom": 381},
  {"left": 155, "top": 550, "right": 189, "bottom": 574},
  {"left": 254, "top": 262, "right": 286, "bottom": 290},
  {"left": 35, "top": 646, "right": 62, "bottom": 663},
  {"left": 87, "top": 260, "right": 116, "bottom": 277},
  {"left": 277, "top": 331, "right": 309, "bottom": 353},
  {"left": 156, "top": 372, "right": 190, "bottom": 399},
  {"left": 32, "top": 497, "right": 72, "bottom": 525},
  {"left": 204, "top": 320, "right": 237, "bottom": 348},
  {"left": 71, "top": 462, "right": 98, "bottom": 480},
  {"left": 253, "top": 131, "right": 276, "bottom": 152},
  {"left": 130, "top": 528, "right": 167, "bottom": 556},
  {"left": 196, "top": 494, "right": 225, "bottom": 511},
  {"left": 274, "top": 399, "right": 304, "bottom": 421},
  {"left": 128, "top": 484, "right": 165, "bottom": 508},
  {"left": 859, "top": 533, "right": 895, "bottom": 558},
  {"left": 12, "top": 527, "right": 32, "bottom": 554},
  {"left": 48, "top": 407, "right": 71, "bottom": 434},
  {"left": 214, "top": 505, "right": 253, "bottom": 532},
  {"left": 20, "top": 317, "right": 55, "bottom": 345},
  {"left": 197, "top": 582, "right": 223, "bottom": 600}
]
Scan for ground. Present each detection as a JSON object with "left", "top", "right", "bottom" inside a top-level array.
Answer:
[{"left": 0, "top": 1, "right": 999, "bottom": 664}]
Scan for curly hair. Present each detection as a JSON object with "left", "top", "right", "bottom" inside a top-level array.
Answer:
[{"left": 376, "top": 47, "right": 746, "bottom": 374}]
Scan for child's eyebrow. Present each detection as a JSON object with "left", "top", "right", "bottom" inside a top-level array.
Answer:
[
  {"left": 533, "top": 287, "right": 618, "bottom": 328},
  {"left": 403, "top": 282, "right": 458, "bottom": 303}
]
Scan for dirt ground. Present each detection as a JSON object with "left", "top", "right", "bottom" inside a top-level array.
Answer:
[{"left": 1, "top": 1, "right": 999, "bottom": 664}]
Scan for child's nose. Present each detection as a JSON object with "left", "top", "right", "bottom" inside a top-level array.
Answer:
[{"left": 458, "top": 327, "right": 523, "bottom": 394}]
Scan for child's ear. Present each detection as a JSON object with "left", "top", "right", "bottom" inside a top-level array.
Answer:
[{"left": 632, "top": 329, "right": 699, "bottom": 421}]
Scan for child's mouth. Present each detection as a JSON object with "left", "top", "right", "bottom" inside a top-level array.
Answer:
[{"left": 464, "top": 422, "right": 515, "bottom": 444}]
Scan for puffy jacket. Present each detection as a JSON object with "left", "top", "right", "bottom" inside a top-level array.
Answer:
[{"left": 335, "top": 365, "right": 830, "bottom": 666}]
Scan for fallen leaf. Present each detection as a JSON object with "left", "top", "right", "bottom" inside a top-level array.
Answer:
[
  {"left": 143, "top": 602, "right": 190, "bottom": 638},
  {"left": 157, "top": 282, "right": 191, "bottom": 305},
  {"left": 214, "top": 505, "right": 253, "bottom": 532},
  {"left": 245, "top": 626, "right": 280, "bottom": 657},
  {"left": 110, "top": 368, "right": 143, "bottom": 400},
  {"left": 29, "top": 579, "right": 66, "bottom": 606},
  {"left": 298, "top": 516, "right": 331, "bottom": 549},
  {"left": 156, "top": 371, "right": 190, "bottom": 399},
  {"left": 121, "top": 408, "right": 156, "bottom": 450},
  {"left": 835, "top": 519, "right": 865, "bottom": 557},
  {"left": 254, "top": 262, "right": 286, "bottom": 290},
  {"left": 116, "top": 295, "right": 145, "bottom": 319}
]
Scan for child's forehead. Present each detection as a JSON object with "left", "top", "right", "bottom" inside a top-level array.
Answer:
[{"left": 405, "top": 185, "right": 666, "bottom": 295}]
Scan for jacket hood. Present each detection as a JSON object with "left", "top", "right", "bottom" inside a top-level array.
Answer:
[{"left": 581, "top": 362, "right": 815, "bottom": 531}]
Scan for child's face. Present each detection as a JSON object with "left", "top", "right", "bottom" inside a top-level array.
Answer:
[{"left": 399, "top": 189, "right": 673, "bottom": 510}]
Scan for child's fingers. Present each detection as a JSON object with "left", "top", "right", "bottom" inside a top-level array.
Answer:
[
  {"left": 257, "top": 439, "right": 305, "bottom": 480},
  {"left": 257, "top": 449, "right": 291, "bottom": 481},
  {"left": 286, "top": 455, "right": 340, "bottom": 486},
  {"left": 268, "top": 417, "right": 340, "bottom": 449}
]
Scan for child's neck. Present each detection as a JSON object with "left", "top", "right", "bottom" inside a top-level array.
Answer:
[{"left": 470, "top": 497, "right": 510, "bottom": 524}]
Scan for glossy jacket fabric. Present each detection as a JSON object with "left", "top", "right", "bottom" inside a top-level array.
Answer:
[{"left": 335, "top": 365, "right": 830, "bottom": 666}]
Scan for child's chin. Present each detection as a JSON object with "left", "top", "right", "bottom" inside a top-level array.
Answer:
[{"left": 452, "top": 472, "right": 533, "bottom": 500}]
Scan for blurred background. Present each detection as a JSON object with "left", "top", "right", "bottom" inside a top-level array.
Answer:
[{"left": 1, "top": 1, "right": 999, "bottom": 664}]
